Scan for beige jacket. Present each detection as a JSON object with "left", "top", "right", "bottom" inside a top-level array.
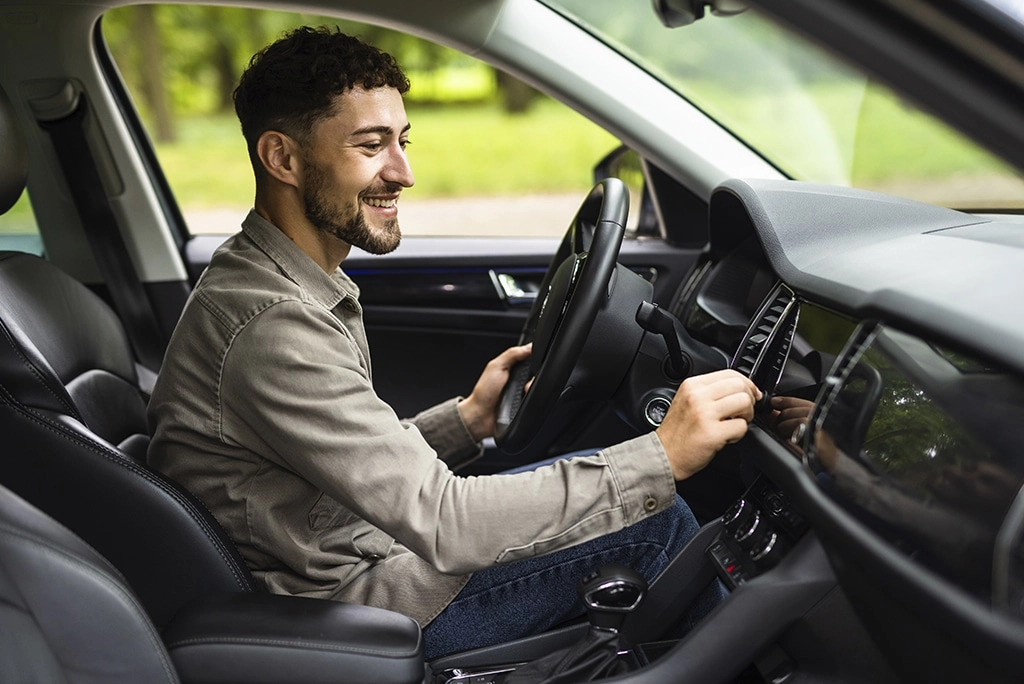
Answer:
[{"left": 147, "top": 210, "right": 676, "bottom": 626}]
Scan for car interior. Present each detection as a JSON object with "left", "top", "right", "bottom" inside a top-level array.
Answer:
[{"left": 2, "top": 0, "right": 1024, "bottom": 682}]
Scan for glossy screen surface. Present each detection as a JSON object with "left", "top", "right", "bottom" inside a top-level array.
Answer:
[{"left": 813, "top": 326, "right": 1024, "bottom": 601}]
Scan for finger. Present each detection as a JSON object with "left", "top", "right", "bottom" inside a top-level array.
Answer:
[
  {"left": 719, "top": 416, "right": 751, "bottom": 444},
  {"left": 700, "top": 375, "right": 761, "bottom": 404},
  {"left": 776, "top": 407, "right": 810, "bottom": 422},
  {"left": 501, "top": 343, "right": 532, "bottom": 364},
  {"left": 771, "top": 396, "right": 812, "bottom": 411},
  {"left": 692, "top": 368, "right": 760, "bottom": 398},
  {"left": 489, "top": 343, "right": 532, "bottom": 371},
  {"left": 776, "top": 418, "right": 807, "bottom": 436},
  {"left": 715, "top": 391, "right": 757, "bottom": 422},
  {"left": 687, "top": 368, "right": 745, "bottom": 386}
]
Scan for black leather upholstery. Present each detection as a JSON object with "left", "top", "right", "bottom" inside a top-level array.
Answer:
[
  {"left": 0, "top": 481, "right": 427, "bottom": 683},
  {"left": 0, "top": 251, "right": 149, "bottom": 456},
  {"left": 0, "top": 84, "right": 27, "bottom": 214},
  {"left": 0, "top": 256, "right": 257, "bottom": 625},
  {"left": 0, "top": 82, "right": 256, "bottom": 629},
  {"left": 164, "top": 593, "right": 425, "bottom": 684},
  {"left": 0, "top": 483, "right": 179, "bottom": 682}
]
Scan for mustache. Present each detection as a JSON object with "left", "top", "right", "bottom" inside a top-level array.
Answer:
[{"left": 359, "top": 183, "right": 405, "bottom": 198}]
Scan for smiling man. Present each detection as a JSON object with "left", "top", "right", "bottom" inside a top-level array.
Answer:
[{"left": 147, "top": 26, "right": 760, "bottom": 659}]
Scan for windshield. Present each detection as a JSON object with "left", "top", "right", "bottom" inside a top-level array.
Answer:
[{"left": 543, "top": 0, "right": 1024, "bottom": 210}]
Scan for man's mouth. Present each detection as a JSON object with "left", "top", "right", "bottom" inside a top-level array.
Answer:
[{"left": 364, "top": 197, "right": 398, "bottom": 208}]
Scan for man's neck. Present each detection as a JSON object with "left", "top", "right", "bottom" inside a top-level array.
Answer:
[{"left": 254, "top": 201, "right": 351, "bottom": 273}]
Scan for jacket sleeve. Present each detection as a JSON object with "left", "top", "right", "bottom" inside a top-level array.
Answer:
[
  {"left": 220, "top": 300, "right": 677, "bottom": 574},
  {"left": 403, "top": 398, "right": 483, "bottom": 471}
]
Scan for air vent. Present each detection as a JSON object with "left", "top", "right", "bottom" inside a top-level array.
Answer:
[{"left": 731, "top": 284, "right": 799, "bottom": 393}]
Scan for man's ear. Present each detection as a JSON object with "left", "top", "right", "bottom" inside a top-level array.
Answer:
[{"left": 256, "top": 130, "right": 302, "bottom": 188}]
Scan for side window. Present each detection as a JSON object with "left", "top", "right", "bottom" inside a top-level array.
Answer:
[
  {"left": 0, "top": 190, "right": 44, "bottom": 255},
  {"left": 594, "top": 146, "right": 649, "bottom": 236},
  {"left": 101, "top": 6, "right": 621, "bottom": 238}
]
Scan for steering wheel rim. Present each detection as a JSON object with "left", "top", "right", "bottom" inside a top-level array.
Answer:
[{"left": 494, "top": 178, "right": 629, "bottom": 454}]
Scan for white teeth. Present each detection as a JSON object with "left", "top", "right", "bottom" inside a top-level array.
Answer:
[{"left": 365, "top": 198, "right": 397, "bottom": 208}]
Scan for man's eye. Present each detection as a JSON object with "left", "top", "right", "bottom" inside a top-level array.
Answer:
[
  {"left": 400, "top": 139, "right": 411, "bottom": 150},
  {"left": 362, "top": 142, "right": 383, "bottom": 152}
]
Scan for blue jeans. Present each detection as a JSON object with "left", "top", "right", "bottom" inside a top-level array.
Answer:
[{"left": 422, "top": 494, "right": 722, "bottom": 659}]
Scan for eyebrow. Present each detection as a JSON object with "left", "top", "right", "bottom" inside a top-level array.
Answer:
[{"left": 351, "top": 123, "right": 412, "bottom": 136}]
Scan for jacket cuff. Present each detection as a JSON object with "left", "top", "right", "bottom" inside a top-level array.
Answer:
[{"left": 599, "top": 431, "right": 677, "bottom": 525}]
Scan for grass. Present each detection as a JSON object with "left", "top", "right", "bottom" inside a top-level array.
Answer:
[{"left": 692, "top": 80, "right": 1020, "bottom": 186}]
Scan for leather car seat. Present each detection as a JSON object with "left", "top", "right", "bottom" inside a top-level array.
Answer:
[
  {"left": 0, "top": 482, "right": 180, "bottom": 682},
  {"left": 0, "top": 83, "right": 428, "bottom": 684},
  {"left": 0, "top": 479, "right": 427, "bottom": 684},
  {"left": 0, "top": 81, "right": 256, "bottom": 628}
]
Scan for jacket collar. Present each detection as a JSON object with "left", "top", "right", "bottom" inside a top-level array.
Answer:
[{"left": 241, "top": 209, "right": 361, "bottom": 310}]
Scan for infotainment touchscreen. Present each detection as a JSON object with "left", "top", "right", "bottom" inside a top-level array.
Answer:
[{"left": 810, "top": 325, "right": 1024, "bottom": 607}]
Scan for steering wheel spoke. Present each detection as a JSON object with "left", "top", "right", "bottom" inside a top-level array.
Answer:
[{"left": 495, "top": 178, "right": 650, "bottom": 455}]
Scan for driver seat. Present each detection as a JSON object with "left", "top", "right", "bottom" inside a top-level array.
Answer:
[
  {"left": 0, "top": 81, "right": 256, "bottom": 628},
  {"left": 0, "top": 482, "right": 180, "bottom": 682}
]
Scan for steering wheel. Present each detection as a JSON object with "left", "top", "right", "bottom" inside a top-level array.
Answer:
[{"left": 494, "top": 178, "right": 630, "bottom": 454}]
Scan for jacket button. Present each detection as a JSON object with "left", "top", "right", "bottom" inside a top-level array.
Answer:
[
  {"left": 367, "top": 553, "right": 383, "bottom": 561},
  {"left": 644, "top": 497, "right": 658, "bottom": 512}
]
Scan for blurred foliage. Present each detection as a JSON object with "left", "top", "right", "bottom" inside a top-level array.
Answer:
[
  {"left": 548, "top": 0, "right": 1024, "bottom": 205},
  {"left": 102, "top": 5, "right": 530, "bottom": 144},
  {"left": 152, "top": 100, "right": 619, "bottom": 209},
  {"left": 0, "top": 191, "right": 38, "bottom": 235},
  {"left": 97, "top": 4, "right": 613, "bottom": 220}
]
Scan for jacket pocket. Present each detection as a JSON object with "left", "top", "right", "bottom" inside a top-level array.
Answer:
[
  {"left": 352, "top": 526, "right": 395, "bottom": 561},
  {"left": 307, "top": 492, "right": 357, "bottom": 531}
]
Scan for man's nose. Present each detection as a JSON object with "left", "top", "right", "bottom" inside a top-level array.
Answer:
[{"left": 384, "top": 144, "right": 414, "bottom": 188}]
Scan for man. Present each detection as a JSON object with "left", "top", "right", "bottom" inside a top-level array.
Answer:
[{"left": 147, "top": 26, "right": 760, "bottom": 659}]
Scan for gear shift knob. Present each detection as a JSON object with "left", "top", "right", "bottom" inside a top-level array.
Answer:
[{"left": 578, "top": 564, "right": 647, "bottom": 632}]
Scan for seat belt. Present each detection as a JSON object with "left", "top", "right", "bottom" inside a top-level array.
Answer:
[{"left": 38, "top": 92, "right": 167, "bottom": 372}]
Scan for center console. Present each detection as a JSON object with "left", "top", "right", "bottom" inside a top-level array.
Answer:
[
  {"left": 431, "top": 472, "right": 814, "bottom": 683},
  {"left": 708, "top": 477, "right": 807, "bottom": 588}
]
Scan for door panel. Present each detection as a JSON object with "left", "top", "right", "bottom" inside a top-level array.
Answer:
[{"left": 345, "top": 236, "right": 702, "bottom": 419}]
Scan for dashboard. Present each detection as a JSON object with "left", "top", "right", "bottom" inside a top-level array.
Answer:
[{"left": 676, "top": 178, "right": 1024, "bottom": 682}]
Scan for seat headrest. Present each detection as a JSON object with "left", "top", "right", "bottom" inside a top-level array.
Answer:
[
  {"left": 0, "top": 83, "right": 29, "bottom": 215},
  {"left": 0, "top": 251, "right": 148, "bottom": 448}
]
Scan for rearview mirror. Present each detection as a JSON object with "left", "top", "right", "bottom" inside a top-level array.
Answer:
[{"left": 652, "top": 0, "right": 747, "bottom": 28}]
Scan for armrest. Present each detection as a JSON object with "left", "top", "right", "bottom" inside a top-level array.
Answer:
[{"left": 162, "top": 593, "right": 424, "bottom": 684}]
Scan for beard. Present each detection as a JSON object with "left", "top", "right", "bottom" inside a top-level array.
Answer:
[{"left": 303, "top": 159, "right": 402, "bottom": 255}]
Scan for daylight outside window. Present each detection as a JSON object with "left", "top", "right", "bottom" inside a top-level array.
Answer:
[
  {"left": 101, "top": 5, "right": 621, "bottom": 237},
  {"left": 546, "top": 0, "right": 1024, "bottom": 211}
]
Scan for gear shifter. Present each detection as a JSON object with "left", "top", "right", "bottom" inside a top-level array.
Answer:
[
  {"left": 579, "top": 564, "right": 647, "bottom": 632},
  {"left": 504, "top": 565, "right": 647, "bottom": 682}
]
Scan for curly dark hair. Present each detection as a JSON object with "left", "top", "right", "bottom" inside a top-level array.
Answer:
[{"left": 234, "top": 26, "right": 410, "bottom": 175}]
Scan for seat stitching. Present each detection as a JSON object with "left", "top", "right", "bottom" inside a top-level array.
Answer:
[
  {"left": 0, "top": 319, "right": 80, "bottom": 418},
  {"left": 0, "top": 523, "right": 178, "bottom": 683},
  {"left": 164, "top": 635, "right": 419, "bottom": 658},
  {"left": 0, "top": 388, "right": 254, "bottom": 591}
]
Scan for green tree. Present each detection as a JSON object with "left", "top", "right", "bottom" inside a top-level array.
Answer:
[{"left": 104, "top": 6, "right": 176, "bottom": 142}]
